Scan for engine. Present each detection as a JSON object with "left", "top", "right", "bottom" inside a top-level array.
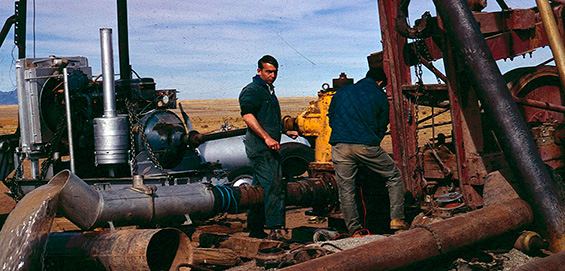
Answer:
[{"left": 13, "top": 38, "right": 213, "bottom": 188}]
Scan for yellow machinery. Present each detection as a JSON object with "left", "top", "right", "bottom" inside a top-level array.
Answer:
[{"left": 283, "top": 73, "right": 353, "bottom": 166}]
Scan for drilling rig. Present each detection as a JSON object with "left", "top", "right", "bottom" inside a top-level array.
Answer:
[{"left": 281, "top": 0, "right": 565, "bottom": 270}]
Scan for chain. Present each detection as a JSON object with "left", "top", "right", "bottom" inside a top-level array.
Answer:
[
  {"left": 125, "top": 99, "right": 170, "bottom": 181},
  {"left": 452, "top": 251, "right": 505, "bottom": 270},
  {"left": 5, "top": 151, "right": 25, "bottom": 201},
  {"left": 125, "top": 99, "right": 139, "bottom": 175},
  {"left": 412, "top": 38, "right": 427, "bottom": 198}
]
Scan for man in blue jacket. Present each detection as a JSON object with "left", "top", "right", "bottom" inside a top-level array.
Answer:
[
  {"left": 239, "top": 55, "right": 298, "bottom": 240},
  {"left": 328, "top": 67, "right": 408, "bottom": 235}
]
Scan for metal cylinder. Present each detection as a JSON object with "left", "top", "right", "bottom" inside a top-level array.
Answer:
[
  {"left": 435, "top": 0, "right": 565, "bottom": 252},
  {"left": 43, "top": 228, "right": 193, "bottom": 271},
  {"left": 58, "top": 170, "right": 217, "bottom": 229},
  {"left": 0, "top": 171, "right": 67, "bottom": 271},
  {"left": 93, "top": 115, "right": 129, "bottom": 165},
  {"left": 153, "top": 183, "right": 216, "bottom": 220},
  {"left": 198, "top": 134, "right": 249, "bottom": 169},
  {"left": 57, "top": 170, "right": 104, "bottom": 229},
  {"left": 223, "top": 175, "right": 337, "bottom": 213},
  {"left": 282, "top": 199, "right": 533, "bottom": 271},
  {"left": 100, "top": 28, "right": 117, "bottom": 118}
]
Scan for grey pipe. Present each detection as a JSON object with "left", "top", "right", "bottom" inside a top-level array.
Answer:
[
  {"left": 62, "top": 67, "right": 75, "bottom": 172},
  {"left": 100, "top": 28, "right": 116, "bottom": 118},
  {"left": 57, "top": 170, "right": 216, "bottom": 229},
  {"left": 434, "top": 0, "right": 565, "bottom": 252}
]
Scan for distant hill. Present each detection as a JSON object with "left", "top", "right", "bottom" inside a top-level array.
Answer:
[{"left": 0, "top": 90, "right": 17, "bottom": 105}]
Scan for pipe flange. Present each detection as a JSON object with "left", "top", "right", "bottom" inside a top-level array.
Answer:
[{"left": 411, "top": 224, "right": 443, "bottom": 254}]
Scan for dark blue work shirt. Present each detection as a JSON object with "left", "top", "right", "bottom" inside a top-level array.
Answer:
[
  {"left": 328, "top": 77, "right": 389, "bottom": 146},
  {"left": 239, "top": 75, "right": 282, "bottom": 157}
]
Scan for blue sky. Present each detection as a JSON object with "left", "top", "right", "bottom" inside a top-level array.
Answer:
[{"left": 0, "top": 0, "right": 549, "bottom": 100}]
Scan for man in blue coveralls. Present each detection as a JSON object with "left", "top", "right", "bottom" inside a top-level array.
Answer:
[{"left": 239, "top": 55, "right": 298, "bottom": 240}]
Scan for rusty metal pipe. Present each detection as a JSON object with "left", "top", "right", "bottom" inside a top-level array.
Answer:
[
  {"left": 513, "top": 249, "right": 565, "bottom": 270},
  {"left": 43, "top": 228, "right": 192, "bottom": 271},
  {"left": 434, "top": 0, "right": 565, "bottom": 252},
  {"left": 282, "top": 198, "right": 533, "bottom": 271},
  {"left": 214, "top": 175, "right": 338, "bottom": 213},
  {"left": 514, "top": 96, "right": 565, "bottom": 114}
]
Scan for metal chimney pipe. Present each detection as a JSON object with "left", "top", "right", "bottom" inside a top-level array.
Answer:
[
  {"left": 94, "top": 28, "right": 128, "bottom": 167},
  {"left": 100, "top": 28, "right": 116, "bottom": 118},
  {"left": 434, "top": 0, "right": 565, "bottom": 253}
]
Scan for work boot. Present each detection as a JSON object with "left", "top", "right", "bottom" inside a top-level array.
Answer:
[
  {"left": 390, "top": 219, "right": 409, "bottom": 230},
  {"left": 267, "top": 228, "right": 287, "bottom": 241},
  {"left": 249, "top": 230, "right": 268, "bottom": 239}
]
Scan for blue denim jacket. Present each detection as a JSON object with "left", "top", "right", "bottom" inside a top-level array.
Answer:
[{"left": 328, "top": 77, "right": 389, "bottom": 146}]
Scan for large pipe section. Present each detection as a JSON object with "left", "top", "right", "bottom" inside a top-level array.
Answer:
[
  {"left": 282, "top": 198, "right": 533, "bottom": 271},
  {"left": 57, "top": 170, "right": 216, "bottom": 229},
  {"left": 43, "top": 228, "right": 192, "bottom": 271},
  {"left": 93, "top": 28, "right": 129, "bottom": 166},
  {"left": 219, "top": 175, "right": 338, "bottom": 213},
  {"left": 57, "top": 169, "right": 337, "bottom": 230},
  {"left": 536, "top": 0, "right": 565, "bottom": 90},
  {"left": 434, "top": 0, "right": 565, "bottom": 252}
]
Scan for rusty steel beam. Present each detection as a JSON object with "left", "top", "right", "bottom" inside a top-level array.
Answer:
[
  {"left": 281, "top": 198, "right": 533, "bottom": 271},
  {"left": 377, "top": 0, "right": 419, "bottom": 200},
  {"left": 435, "top": 0, "right": 565, "bottom": 252},
  {"left": 43, "top": 228, "right": 192, "bottom": 270}
]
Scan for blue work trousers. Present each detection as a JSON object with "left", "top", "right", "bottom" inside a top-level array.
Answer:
[
  {"left": 331, "top": 143, "right": 405, "bottom": 234},
  {"left": 247, "top": 150, "right": 285, "bottom": 230}
]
